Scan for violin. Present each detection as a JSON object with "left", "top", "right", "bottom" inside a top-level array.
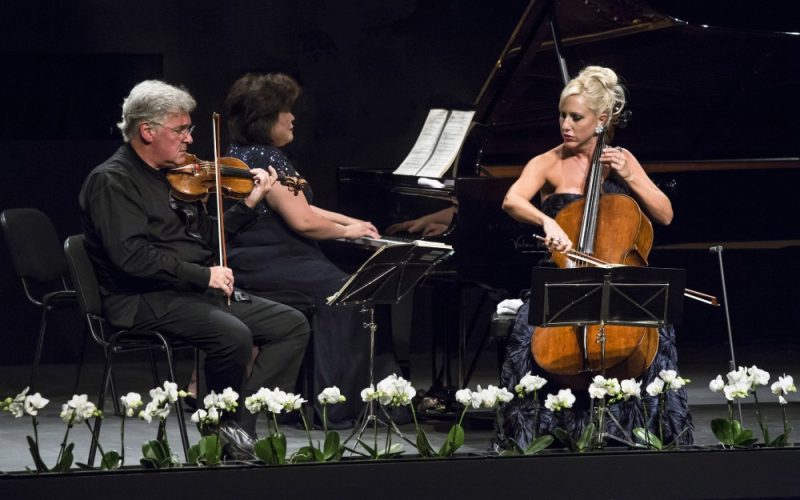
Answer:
[{"left": 166, "top": 153, "right": 309, "bottom": 202}]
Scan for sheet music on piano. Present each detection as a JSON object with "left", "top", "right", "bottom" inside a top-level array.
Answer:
[{"left": 393, "top": 108, "right": 475, "bottom": 178}]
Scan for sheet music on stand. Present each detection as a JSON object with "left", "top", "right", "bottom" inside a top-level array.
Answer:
[{"left": 327, "top": 240, "right": 454, "bottom": 306}]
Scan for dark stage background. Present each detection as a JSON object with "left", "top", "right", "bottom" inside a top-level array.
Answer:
[
  {"left": 0, "top": 0, "right": 797, "bottom": 367},
  {"left": 0, "top": 0, "right": 529, "bottom": 365}
]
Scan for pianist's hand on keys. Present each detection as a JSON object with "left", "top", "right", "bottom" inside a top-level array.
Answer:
[{"left": 341, "top": 220, "right": 380, "bottom": 240}]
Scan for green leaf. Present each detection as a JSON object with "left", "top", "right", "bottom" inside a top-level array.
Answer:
[
  {"left": 323, "top": 431, "right": 343, "bottom": 461},
  {"left": 415, "top": 428, "right": 436, "bottom": 458},
  {"left": 552, "top": 428, "right": 576, "bottom": 451},
  {"left": 269, "top": 433, "right": 287, "bottom": 465},
  {"left": 632, "top": 428, "right": 663, "bottom": 450},
  {"left": 576, "top": 423, "right": 596, "bottom": 452},
  {"left": 356, "top": 439, "right": 377, "bottom": 458},
  {"left": 289, "top": 448, "right": 312, "bottom": 463},
  {"left": 733, "top": 429, "right": 757, "bottom": 447},
  {"left": 140, "top": 439, "right": 174, "bottom": 468},
  {"left": 524, "top": 435, "right": 554, "bottom": 455},
  {"left": 377, "top": 443, "right": 405, "bottom": 459},
  {"left": 254, "top": 438, "right": 275, "bottom": 464},
  {"left": 711, "top": 419, "right": 757, "bottom": 448},
  {"left": 100, "top": 450, "right": 121, "bottom": 470},
  {"left": 710, "top": 418, "right": 738, "bottom": 446},
  {"left": 291, "top": 446, "right": 323, "bottom": 463},
  {"left": 188, "top": 444, "right": 200, "bottom": 465},
  {"left": 189, "top": 435, "right": 222, "bottom": 466},
  {"left": 53, "top": 443, "right": 75, "bottom": 473},
  {"left": 26, "top": 435, "right": 49, "bottom": 473},
  {"left": 501, "top": 438, "right": 524, "bottom": 456},
  {"left": 437, "top": 424, "right": 464, "bottom": 457},
  {"left": 769, "top": 430, "right": 792, "bottom": 448}
]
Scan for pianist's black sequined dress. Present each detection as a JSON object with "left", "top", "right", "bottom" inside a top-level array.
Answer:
[
  {"left": 226, "top": 144, "right": 402, "bottom": 425},
  {"left": 498, "top": 178, "right": 693, "bottom": 449}
]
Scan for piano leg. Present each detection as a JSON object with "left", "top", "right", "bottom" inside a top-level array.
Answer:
[{"left": 415, "top": 279, "right": 506, "bottom": 417}]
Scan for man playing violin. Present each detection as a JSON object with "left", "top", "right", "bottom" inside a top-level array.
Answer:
[{"left": 79, "top": 80, "right": 310, "bottom": 457}]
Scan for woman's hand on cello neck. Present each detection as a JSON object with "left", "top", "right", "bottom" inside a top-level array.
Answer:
[
  {"left": 601, "top": 146, "right": 633, "bottom": 182},
  {"left": 602, "top": 146, "right": 674, "bottom": 226}
]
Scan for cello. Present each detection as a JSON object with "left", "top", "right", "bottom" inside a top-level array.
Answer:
[{"left": 530, "top": 115, "right": 660, "bottom": 389}]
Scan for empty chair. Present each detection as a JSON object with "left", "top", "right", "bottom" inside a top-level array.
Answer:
[
  {"left": 64, "top": 234, "right": 198, "bottom": 465},
  {"left": 1, "top": 208, "right": 79, "bottom": 392}
]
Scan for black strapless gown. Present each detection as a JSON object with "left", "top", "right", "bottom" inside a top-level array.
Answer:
[
  {"left": 225, "top": 144, "right": 403, "bottom": 424},
  {"left": 498, "top": 180, "right": 693, "bottom": 449}
]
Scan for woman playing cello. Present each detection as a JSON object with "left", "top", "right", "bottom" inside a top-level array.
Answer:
[{"left": 499, "top": 66, "right": 692, "bottom": 448}]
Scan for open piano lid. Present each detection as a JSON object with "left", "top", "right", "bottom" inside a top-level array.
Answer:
[{"left": 469, "top": 0, "right": 800, "bottom": 173}]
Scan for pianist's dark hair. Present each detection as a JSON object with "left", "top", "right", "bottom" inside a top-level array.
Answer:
[
  {"left": 225, "top": 72, "right": 301, "bottom": 145},
  {"left": 559, "top": 66, "right": 626, "bottom": 134}
]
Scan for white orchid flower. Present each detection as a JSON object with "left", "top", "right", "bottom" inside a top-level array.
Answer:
[
  {"left": 723, "top": 380, "right": 750, "bottom": 401},
  {"left": 24, "top": 393, "right": 49, "bottom": 416},
  {"left": 771, "top": 374, "right": 796, "bottom": 396},
  {"left": 318, "top": 386, "right": 346, "bottom": 405},
  {"left": 515, "top": 372, "right": 547, "bottom": 397},
  {"left": 646, "top": 378, "right": 665, "bottom": 397},
  {"left": 544, "top": 388, "right": 575, "bottom": 411},
  {"left": 709, "top": 375, "right": 725, "bottom": 392},
  {"left": 746, "top": 366, "right": 770, "bottom": 387},
  {"left": 120, "top": 392, "right": 143, "bottom": 417},
  {"left": 619, "top": 378, "right": 642, "bottom": 400},
  {"left": 360, "top": 385, "right": 377, "bottom": 402}
]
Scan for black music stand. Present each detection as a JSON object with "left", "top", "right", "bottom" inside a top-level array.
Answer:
[
  {"left": 528, "top": 266, "right": 685, "bottom": 375},
  {"left": 327, "top": 241, "right": 453, "bottom": 443}
]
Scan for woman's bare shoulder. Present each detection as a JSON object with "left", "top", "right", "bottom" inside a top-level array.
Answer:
[{"left": 524, "top": 145, "right": 562, "bottom": 172}]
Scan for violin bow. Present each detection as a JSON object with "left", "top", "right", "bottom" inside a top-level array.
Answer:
[{"left": 212, "top": 112, "right": 230, "bottom": 305}]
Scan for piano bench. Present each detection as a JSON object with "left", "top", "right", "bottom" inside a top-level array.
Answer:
[
  {"left": 490, "top": 312, "right": 516, "bottom": 375},
  {"left": 490, "top": 312, "right": 516, "bottom": 339}
]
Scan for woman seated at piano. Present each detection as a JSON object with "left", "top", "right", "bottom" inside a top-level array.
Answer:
[
  {"left": 220, "top": 72, "right": 403, "bottom": 427},
  {"left": 498, "top": 65, "right": 692, "bottom": 448}
]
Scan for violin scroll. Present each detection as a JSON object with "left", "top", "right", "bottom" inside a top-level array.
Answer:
[{"left": 276, "top": 174, "right": 308, "bottom": 196}]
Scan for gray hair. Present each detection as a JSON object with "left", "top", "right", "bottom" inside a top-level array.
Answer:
[{"left": 117, "top": 80, "right": 196, "bottom": 142}]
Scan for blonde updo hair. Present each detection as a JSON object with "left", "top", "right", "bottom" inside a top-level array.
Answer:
[{"left": 559, "top": 66, "right": 626, "bottom": 132}]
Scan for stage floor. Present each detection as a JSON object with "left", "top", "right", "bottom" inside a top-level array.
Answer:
[{"left": 1, "top": 336, "right": 797, "bottom": 473}]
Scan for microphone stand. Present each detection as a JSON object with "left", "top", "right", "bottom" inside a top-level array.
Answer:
[{"left": 710, "top": 245, "right": 743, "bottom": 422}]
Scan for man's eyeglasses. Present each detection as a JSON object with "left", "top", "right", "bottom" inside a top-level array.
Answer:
[{"left": 149, "top": 122, "right": 196, "bottom": 138}]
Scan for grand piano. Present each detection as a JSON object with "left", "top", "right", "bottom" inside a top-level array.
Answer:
[{"left": 334, "top": 0, "right": 800, "bottom": 388}]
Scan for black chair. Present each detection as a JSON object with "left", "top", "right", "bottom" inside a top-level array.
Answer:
[
  {"left": 63, "top": 234, "right": 198, "bottom": 465},
  {"left": 1, "top": 208, "right": 79, "bottom": 392}
]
